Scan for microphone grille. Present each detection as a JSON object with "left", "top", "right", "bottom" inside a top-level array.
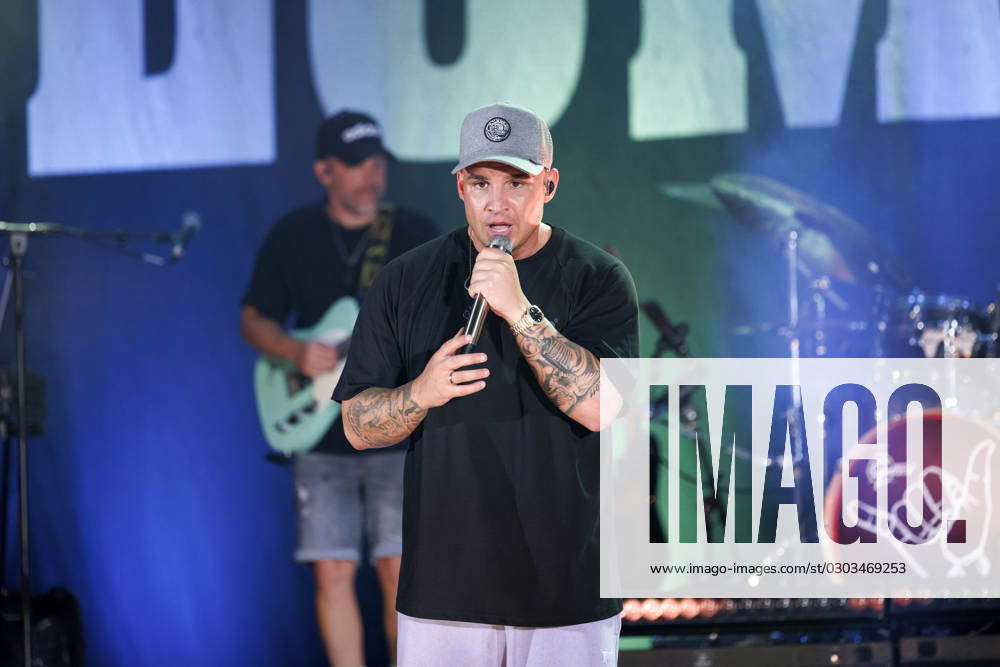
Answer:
[{"left": 488, "top": 235, "right": 513, "bottom": 255}]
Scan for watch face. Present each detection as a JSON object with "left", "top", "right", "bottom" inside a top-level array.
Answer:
[{"left": 528, "top": 305, "right": 544, "bottom": 323}]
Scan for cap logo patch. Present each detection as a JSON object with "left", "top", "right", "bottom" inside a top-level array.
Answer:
[
  {"left": 341, "top": 122, "right": 380, "bottom": 143},
  {"left": 483, "top": 117, "right": 511, "bottom": 142}
]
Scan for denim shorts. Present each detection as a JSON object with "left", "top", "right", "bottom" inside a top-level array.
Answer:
[{"left": 293, "top": 450, "right": 405, "bottom": 564}]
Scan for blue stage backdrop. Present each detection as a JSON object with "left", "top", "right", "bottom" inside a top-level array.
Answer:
[{"left": 1, "top": 1, "right": 999, "bottom": 665}]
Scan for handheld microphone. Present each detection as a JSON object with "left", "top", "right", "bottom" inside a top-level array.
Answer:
[
  {"left": 172, "top": 211, "right": 202, "bottom": 260},
  {"left": 462, "top": 235, "right": 513, "bottom": 354}
]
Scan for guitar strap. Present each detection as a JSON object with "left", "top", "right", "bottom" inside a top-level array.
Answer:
[{"left": 356, "top": 202, "right": 395, "bottom": 303}]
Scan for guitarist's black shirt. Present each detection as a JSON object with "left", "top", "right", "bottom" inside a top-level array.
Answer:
[
  {"left": 333, "top": 225, "right": 639, "bottom": 626},
  {"left": 242, "top": 202, "right": 438, "bottom": 455}
]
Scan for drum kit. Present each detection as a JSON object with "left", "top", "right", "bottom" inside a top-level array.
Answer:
[
  {"left": 663, "top": 172, "right": 1000, "bottom": 360},
  {"left": 638, "top": 176, "right": 1000, "bottom": 647}
]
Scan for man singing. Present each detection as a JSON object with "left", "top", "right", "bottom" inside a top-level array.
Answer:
[{"left": 333, "top": 103, "right": 639, "bottom": 666}]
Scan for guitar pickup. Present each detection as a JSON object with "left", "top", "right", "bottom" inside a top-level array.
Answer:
[
  {"left": 273, "top": 400, "right": 319, "bottom": 433},
  {"left": 285, "top": 372, "right": 312, "bottom": 395}
]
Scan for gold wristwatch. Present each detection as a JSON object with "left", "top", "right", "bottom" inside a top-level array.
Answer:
[{"left": 510, "top": 304, "right": 545, "bottom": 336}]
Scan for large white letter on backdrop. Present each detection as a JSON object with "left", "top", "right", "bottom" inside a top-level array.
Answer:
[
  {"left": 308, "top": 0, "right": 586, "bottom": 161},
  {"left": 756, "top": 0, "right": 863, "bottom": 128},
  {"left": 28, "top": 0, "right": 274, "bottom": 176},
  {"left": 629, "top": 0, "right": 746, "bottom": 140},
  {"left": 878, "top": 0, "right": 1000, "bottom": 122}
]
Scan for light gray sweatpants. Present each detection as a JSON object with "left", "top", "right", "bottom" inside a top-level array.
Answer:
[{"left": 397, "top": 612, "right": 621, "bottom": 666}]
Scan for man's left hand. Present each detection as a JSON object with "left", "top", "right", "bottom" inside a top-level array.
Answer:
[{"left": 467, "top": 247, "right": 529, "bottom": 324}]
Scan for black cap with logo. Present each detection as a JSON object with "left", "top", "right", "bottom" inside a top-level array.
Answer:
[{"left": 315, "top": 110, "right": 395, "bottom": 164}]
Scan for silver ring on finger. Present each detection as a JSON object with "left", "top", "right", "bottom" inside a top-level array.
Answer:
[{"left": 448, "top": 371, "right": 455, "bottom": 385}]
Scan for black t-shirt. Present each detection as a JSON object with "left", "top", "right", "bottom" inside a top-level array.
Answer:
[
  {"left": 333, "top": 225, "right": 640, "bottom": 626},
  {"left": 242, "top": 202, "right": 438, "bottom": 455}
]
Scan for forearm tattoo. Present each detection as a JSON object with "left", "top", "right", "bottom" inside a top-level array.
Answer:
[
  {"left": 345, "top": 382, "right": 427, "bottom": 448},
  {"left": 516, "top": 323, "right": 601, "bottom": 416}
]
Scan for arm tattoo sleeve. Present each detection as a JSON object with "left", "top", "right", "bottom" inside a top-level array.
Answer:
[
  {"left": 344, "top": 382, "right": 427, "bottom": 449},
  {"left": 515, "top": 323, "right": 601, "bottom": 416}
]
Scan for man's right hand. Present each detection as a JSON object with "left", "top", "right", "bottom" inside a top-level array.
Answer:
[
  {"left": 296, "top": 340, "right": 339, "bottom": 378},
  {"left": 411, "top": 331, "right": 489, "bottom": 409}
]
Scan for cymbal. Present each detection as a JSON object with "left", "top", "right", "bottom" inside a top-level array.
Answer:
[
  {"left": 708, "top": 173, "right": 911, "bottom": 289},
  {"left": 732, "top": 319, "right": 871, "bottom": 336},
  {"left": 657, "top": 182, "right": 724, "bottom": 211},
  {"left": 659, "top": 178, "right": 849, "bottom": 281}
]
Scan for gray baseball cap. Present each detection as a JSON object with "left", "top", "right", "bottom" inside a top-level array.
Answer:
[{"left": 451, "top": 103, "right": 553, "bottom": 175}]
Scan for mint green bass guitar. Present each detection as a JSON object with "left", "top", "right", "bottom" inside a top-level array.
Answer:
[{"left": 253, "top": 297, "right": 359, "bottom": 454}]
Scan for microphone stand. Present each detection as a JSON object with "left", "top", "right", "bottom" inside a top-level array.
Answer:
[
  {"left": 642, "top": 299, "right": 696, "bottom": 541},
  {"left": 0, "top": 215, "right": 199, "bottom": 266},
  {"left": 783, "top": 230, "right": 817, "bottom": 542},
  {"left": 0, "top": 216, "right": 196, "bottom": 667}
]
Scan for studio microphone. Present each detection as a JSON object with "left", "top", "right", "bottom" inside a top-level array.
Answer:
[
  {"left": 462, "top": 235, "right": 513, "bottom": 354},
  {"left": 641, "top": 299, "right": 690, "bottom": 357},
  {"left": 172, "top": 211, "right": 202, "bottom": 260}
]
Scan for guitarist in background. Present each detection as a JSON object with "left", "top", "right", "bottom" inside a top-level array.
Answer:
[{"left": 240, "top": 110, "right": 437, "bottom": 666}]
